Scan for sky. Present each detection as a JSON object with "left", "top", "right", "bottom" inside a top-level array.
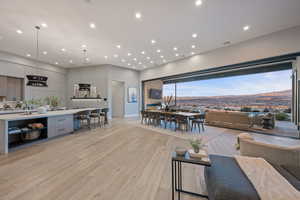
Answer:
[{"left": 163, "top": 69, "right": 292, "bottom": 97}]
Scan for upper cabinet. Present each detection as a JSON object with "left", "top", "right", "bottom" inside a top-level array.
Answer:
[
  {"left": 0, "top": 75, "right": 23, "bottom": 101},
  {"left": 0, "top": 76, "right": 7, "bottom": 97}
]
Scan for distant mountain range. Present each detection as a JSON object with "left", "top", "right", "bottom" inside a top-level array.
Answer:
[{"left": 176, "top": 89, "right": 292, "bottom": 108}]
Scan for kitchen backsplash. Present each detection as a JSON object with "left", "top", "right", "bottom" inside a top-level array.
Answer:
[{"left": 0, "top": 101, "right": 19, "bottom": 110}]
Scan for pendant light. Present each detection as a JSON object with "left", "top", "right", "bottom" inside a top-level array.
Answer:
[{"left": 35, "top": 26, "right": 41, "bottom": 63}]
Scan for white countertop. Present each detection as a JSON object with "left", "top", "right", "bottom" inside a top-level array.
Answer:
[
  {"left": 0, "top": 108, "right": 99, "bottom": 121},
  {"left": 0, "top": 110, "right": 27, "bottom": 115}
]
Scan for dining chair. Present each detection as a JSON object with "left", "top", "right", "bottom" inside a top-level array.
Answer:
[
  {"left": 164, "top": 113, "right": 177, "bottom": 130},
  {"left": 191, "top": 113, "right": 205, "bottom": 133},
  {"left": 152, "top": 112, "right": 162, "bottom": 127},
  {"left": 175, "top": 115, "right": 189, "bottom": 132},
  {"left": 141, "top": 110, "right": 149, "bottom": 124}
]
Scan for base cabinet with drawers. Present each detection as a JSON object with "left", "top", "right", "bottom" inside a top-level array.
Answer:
[{"left": 47, "top": 115, "right": 74, "bottom": 138}]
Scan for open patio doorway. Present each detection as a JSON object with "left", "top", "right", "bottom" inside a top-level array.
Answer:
[{"left": 162, "top": 69, "right": 299, "bottom": 139}]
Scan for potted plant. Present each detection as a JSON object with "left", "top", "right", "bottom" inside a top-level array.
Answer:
[
  {"left": 44, "top": 96, "right": 60, "bottom": 110},
  {"left": 189, "top": 138, "right": 205, "bottom": 153},
  {"left": 188, "top": 138, "right": 207, "bottom": 159}
]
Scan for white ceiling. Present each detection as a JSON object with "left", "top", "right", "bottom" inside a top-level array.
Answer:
[{"left": 1, "top": 0, "right": 300, "bottom": 71}]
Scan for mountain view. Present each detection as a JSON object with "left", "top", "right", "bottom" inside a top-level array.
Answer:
[{"left": 176, "top": 89, "right": 292, "bottom": 111}]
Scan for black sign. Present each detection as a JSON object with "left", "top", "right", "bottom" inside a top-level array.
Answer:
[
  {"left": 78, "top": 83, "right": 91, "bottom": 91},
  {"left": 26, "top": 75, "right": 48, "bottom": 87}
]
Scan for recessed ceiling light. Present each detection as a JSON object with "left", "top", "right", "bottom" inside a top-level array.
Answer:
[
  {"left": 113, "top": 54, "right": 119, "bottom": 58},
  {"left": 42, "top": 51, "right": 47, "bottom": 55},
  {"left": 191, "top": 52, "right": 195, "bottom": 55},
  {"left": 116, "top": 45, "right": 121, "bottom": 49},
  {"left": 156, "top": 49, "right": 161, "bottom": 53},
  {"left": 150, "top": 61, "right": 154, "bottom": 64},
  {"left": 121, "top": 59, "right": 126, "bottom": 62},
  {"left": 16, "top": 29, "right": 23, "bottom": 34},
  {"left": 195, "top": 0, "right": 202, "bottom": 7},
  {"left": 151, "top": 40, "right": 156, "bottom": 44},
  {"left": 61, "top": 48, "right": 66, "bottom": 52},
  {"left": 81, "top": 44, "right": 87, "bottom": 48},
  {"left": 128, "top": 53, "right": 132, "bottom": 56},
  {"left": 191, "top": 45, "right": 196, "bottom": 49},
  {"left": 85, "top": 58, "right": 90, "bottom": 61},
  {"left": 175, "top": 53, "right": 179, "bottom": 57},
  {"left": 135, "top": 12, "right": 142, "bottom": 19},
  {"left": 138, "top": 62, "right": 142, "bottom": 65},
  {"left": 69, "top": 60, "right": 73, "bottom": 63},
  {"left": 104, "top": 56, "right": 108, "bottom": 59},
  {"left": 146, "top": 57, "right": 150, "bottom": 60},
  {"left": 41, "top": 23, "right": 48, "bottom": 28},
  {"left": 192, "top": 33, "right": 198, "bottom": 38},
  {"left": 160, "top": 55, "right": 164, "bottom": 58},
  {"left": 89, "top": 23, "right": 96, "bottom": 29},
  {"left": 128, "top": 63, "right": 131, "bottom": 66},
  {"left": 133, "top": 58, "right": 137, "bottom": 61},
  {"left": 26, "top": 53, "right": 31, "bottom": 57},
  {"left": 55, "top": 62, "right": 59, "bottom": 65},
  {"left": 173, "top": 47, "right": 178, "bottom": 51},
  {"left": 243, "top": 25, "right": 250, "bottom": 31},
  {"left": 141, "top": 51, "right": 145, "bottom": 55}
]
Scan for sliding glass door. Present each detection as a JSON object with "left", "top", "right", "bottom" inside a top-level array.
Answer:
[{"left": 162, "top": 69, "right": 299, "bottom": 138}]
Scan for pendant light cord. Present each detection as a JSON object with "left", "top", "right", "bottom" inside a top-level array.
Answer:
[{"left": 35, "top": 26, "right": 40, "bottom": 61}]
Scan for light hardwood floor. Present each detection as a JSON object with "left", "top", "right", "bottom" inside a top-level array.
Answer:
[{"left": 0, "top": 118, "right": 299, "bottom": 200}]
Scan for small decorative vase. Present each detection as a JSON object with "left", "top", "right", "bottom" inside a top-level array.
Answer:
[
  {"left": 165, "top": 105, "right": 169, "bottom": 111},
  {"left": 193, "top": 147, "right": 200, "bottom": 153}
]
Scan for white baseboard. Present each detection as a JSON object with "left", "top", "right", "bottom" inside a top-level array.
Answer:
[{"left": 124, "top": 114, "right": 139, "bottom": 118}]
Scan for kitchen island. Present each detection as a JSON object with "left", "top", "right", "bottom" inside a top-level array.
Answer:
[{"left": 0, "top": 108, "right": 102, "bottom": 154}]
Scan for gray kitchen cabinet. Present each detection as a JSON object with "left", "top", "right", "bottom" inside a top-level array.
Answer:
[
  {"left": 6, "top": 77, "right": 23, "bottom": 101},
  {"left": 47, "top": 115, "right": 74, "bottom": 138},
  {"left": 0, "top": 76, "right": 7, "bottom": 97}
]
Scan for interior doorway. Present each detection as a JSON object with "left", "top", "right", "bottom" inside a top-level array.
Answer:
[{"left": 112, "top": 81, "right": 125, "bottom": 118}]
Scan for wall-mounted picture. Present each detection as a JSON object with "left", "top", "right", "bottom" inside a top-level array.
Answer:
[
  {"left": 149, "top": 88, "right": 162, "bottom": 99},
  {"left": 128, "top": 87, "right": 137, "bottom": 103}
]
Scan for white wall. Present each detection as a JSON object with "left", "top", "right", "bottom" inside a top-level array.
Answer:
[
  {"left": 0, "top": 51, "right": 67, "bottom": 105},
  {"left": 140, "top": 26, "right": 300, "bottom": 81},
  {"left": 66, "top": 65, "right": 109, "bottom": 102},
  {"left": 67, "top": 65, "right": 140, "bottom": 118},
  {"left": 108, "top": 66, "right": 140, "bottom": 117}
]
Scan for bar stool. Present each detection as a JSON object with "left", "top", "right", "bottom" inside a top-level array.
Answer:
[
  {"left": 75, "top": 110, "right": 92, "bottom": 129},
  {"left": 100, "top": 108, "right": 109, "bottom": 126},
  {"left": 89, "top": 109, "right": 102, "bottom": 128}
]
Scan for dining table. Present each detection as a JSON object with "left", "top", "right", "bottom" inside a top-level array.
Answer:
[{"left": 146, "top": 110, "right": 204, "bottom": 130}]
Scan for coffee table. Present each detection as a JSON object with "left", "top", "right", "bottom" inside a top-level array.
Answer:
[{"left": 171, "top": 151, "right": 211, "bottom": 200}]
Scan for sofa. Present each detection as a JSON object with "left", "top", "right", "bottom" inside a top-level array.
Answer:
[
  {"left": 238, "top": 133, "right": 300, "bottom": 168},
  {"left": 205, "top": 110, "right": 276, "bottom": 130},
  {"left": 205, "top": 110, "right": 252, "bottom": 130}
]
